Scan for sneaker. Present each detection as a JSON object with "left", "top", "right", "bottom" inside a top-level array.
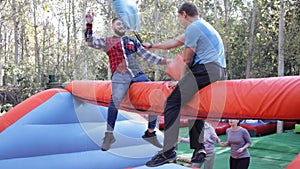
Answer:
[
  {"left": 101, "top": 132, "right": 116, "bottom": 151},
  {"left": 191, "top": 149, "right": 206, "bottom": 163},
  {"left": 146, "top": 150, "right": 177, "bottom": 167},
  {"left": 142, "top": 130, "right": 163, "bottom": 148},
  {"left": 191, "top": 162, "right": 202, "bottom": 168}
]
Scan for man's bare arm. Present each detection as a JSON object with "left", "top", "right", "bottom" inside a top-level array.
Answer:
[
  {"left": 183, "top": 46, "right": 196, "bottom": 67},
  {"left": 143, "top": 34, "right": 185, "bottom": 50}
]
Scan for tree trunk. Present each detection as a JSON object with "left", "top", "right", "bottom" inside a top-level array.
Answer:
[
  {"left": 213, "top": 0, "right": 218, "bottom": 22},
  {"left": 154, "top": 0, "right": 161, "bottom": 81},
  {"left": 200, "top": 0, "right": 204, "bottom": 18},
  {"left": 47, "top": 32, "right": 51, "bottom": 75},
  {"left": 12, "top": 0, "right": 19, "bottom": 86},
  {"left": 33, "top": 0, "right": 40, "bottom": 84},
  {"left": 72, "top": 0, "right": 78, "bottom": 79},
  {"left": 107, "top": 0, "right": 113, "bottom": 80},
  {"left": 0, "top": 24, "right": 2, "bottom": 86},
  {"left": 277, "top": 0, "right": 285, "bottom": 134},
  {"left": 56, "top": 19, "right": 61, "bottom": 75},
  {"left": 224, "top": 0, "right": 232, "bottom": 79},
  {"left": 80, "top": 0, "right": 88, "bottom": 80},
  {"left": 41, "top": 18, "right": 48, "bottom": 88},
  {"left": 246, "top": 1, "right": 257, "bottom": 79},
  {"left": 65, "top": 0, "right": 71, "bottom": 76},
  {"left": 3, "top": 32, "right": 9, "bottom": 85},
  {"left": 20, "top": 17, "right": 24, "bottom": 61},
  {"left": 0, "top": 1, "right": 3, "bottom": 86}
]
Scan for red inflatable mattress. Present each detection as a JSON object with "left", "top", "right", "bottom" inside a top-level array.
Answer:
[{"left": 65, "top": 76, "right": 300, "bottom": 120}]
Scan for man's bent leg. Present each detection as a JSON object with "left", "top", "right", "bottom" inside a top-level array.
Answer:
[
  {"left": 146, "top": 71, "right": 200, "bottom": 167},
  {"left": 189, "top": 119, "right": 205, "bottom": 150},
  {"left": 131, "top": 73, "right": 162, "bottom": 148},
  {"left": 107, "top": 72, "right": 131, "bottom": 131},
  {"left": 189, "top": 119, "right": 206, "bottom": 164},
  {"left": 142, "top": 115, "right": 162, "bottom": 148},
  {"left": 102, "top": 72, "right": 131, "bottom": 151}
]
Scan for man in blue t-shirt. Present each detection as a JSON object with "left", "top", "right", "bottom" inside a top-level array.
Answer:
[{"left": 145, "top": 2, "right": 227, "bottom": 167}]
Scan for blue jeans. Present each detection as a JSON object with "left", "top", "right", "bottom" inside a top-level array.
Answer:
[{"left": 107, "top": 72, "right": 157, "bottom": 131}]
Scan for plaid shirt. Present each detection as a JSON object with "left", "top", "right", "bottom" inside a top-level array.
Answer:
[{"left": 86, "top": 32, "right": 166, "bottom": 77}]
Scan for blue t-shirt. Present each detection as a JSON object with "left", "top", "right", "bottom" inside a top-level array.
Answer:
[{"left": 185, "top": 18, "right": 226, "bottom": 68}]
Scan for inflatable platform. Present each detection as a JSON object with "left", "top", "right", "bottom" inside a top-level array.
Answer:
[
  {"left": 1, "top": 75, "right": 300, "bottom": 168},
  {"left": 0, "top": 89, "right": 164, "bottom": 169}
]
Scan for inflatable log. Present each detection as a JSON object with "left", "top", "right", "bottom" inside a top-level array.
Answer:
[{"left": 65, "top": 76, "right": 300, "bottom": 121}]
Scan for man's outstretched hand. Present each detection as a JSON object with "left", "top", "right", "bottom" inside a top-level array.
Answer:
[
  {"left": 86, "top": 11, "right": 93, "bottom": 24},
  {"left": 142, "top": 42, "right": 152, "bottom": 49}
]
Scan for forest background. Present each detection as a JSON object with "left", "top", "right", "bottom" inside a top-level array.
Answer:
[{"left": 0, "top": 0, "right": 299, "bottom": 113}]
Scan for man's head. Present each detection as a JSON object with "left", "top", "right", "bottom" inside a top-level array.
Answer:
[
  {"left": 177, "top": 2, "right": 199, "bottom": 29},
  {"left": 112, "top": 18, "right": 126, "bottom": 37}
]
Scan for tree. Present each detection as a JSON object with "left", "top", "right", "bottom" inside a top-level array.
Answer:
[
  {"left": 284, "top": 0, "right": 300, "bottom": 75},
  {"left": 0, "top": 0, "right": 3, "bottom": 86},
  {"left": 33, "top": 0, "right": 41, "bottom": 85},
  {"left": 12, "top": 0, "right": 19, "bottom": 86},
  {"left": 1, "top": 0, "right": 300, "bottom": 105},
  {"left": 277, "top": 0, "right": 285, "bottom": 134},
  {"left": 246, "top": 1, "right": 257, "bottom": 78}
]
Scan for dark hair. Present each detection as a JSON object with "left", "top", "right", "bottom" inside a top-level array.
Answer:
[
  {"left": 178, "top": 2, "right": 198, "bottom": 17},
  {"left": 237, "top": 120, "right": 241, "bottom": 126},
  {"left": 112, "top": 18, "right": 120, "bottom": 24}
]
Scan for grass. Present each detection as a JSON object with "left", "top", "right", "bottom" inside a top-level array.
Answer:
[{"left": 176, "top": 128, "right": 300, "bottom": 169}]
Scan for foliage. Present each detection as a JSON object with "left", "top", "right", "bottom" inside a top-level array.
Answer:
[
  {"left": 0, "top": 103, "right": 13, "bottom": 115},
  {"left": 0, "top": 0, "right": 300, "bottom": 89},
  {"left": 3, "top": 61, "right": 43, "bottom": 102}
]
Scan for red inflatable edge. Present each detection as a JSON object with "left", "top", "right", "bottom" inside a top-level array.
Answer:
[
  {"left": 0, "top": 89, "right": 67, "bottom": 132},
  {"left": 286, "top": 153, "right": 300, "bottom": 169}
]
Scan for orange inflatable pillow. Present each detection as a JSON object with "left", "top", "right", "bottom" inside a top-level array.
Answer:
[{"left": 165, "top": 54, "right": 186, "bottom": 80}]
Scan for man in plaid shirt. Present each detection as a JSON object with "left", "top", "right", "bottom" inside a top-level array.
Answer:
[{"left": 85, "top": 13, "right": 170, "bottom": 151}]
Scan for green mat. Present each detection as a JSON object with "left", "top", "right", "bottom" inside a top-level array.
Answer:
[{"left": 177, "top": 128, "right": 300, "bottom": 169}]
